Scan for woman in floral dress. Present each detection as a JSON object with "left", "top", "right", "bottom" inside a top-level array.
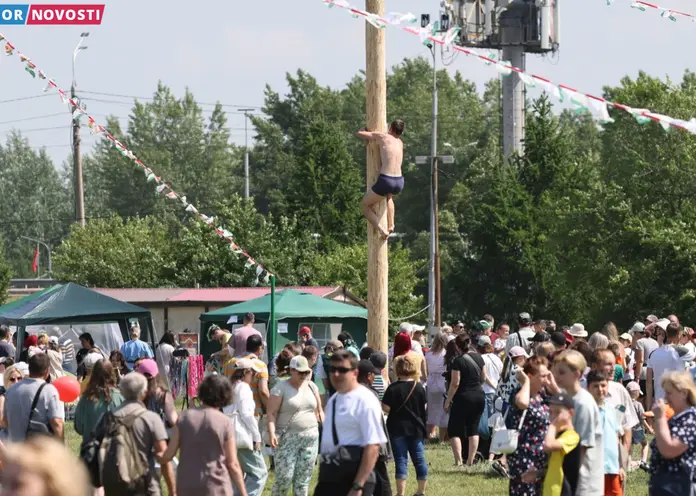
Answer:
[{"left": 506, "top": 356, "right": 552, "bottom": 496}]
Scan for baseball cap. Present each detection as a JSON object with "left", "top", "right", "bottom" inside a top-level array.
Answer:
[
  {"left": 14, "top": 361, "right": 29, "bottom": 376},
  {"left": 518, "top": 312, "right": 531, "bottom": 321},
  {"left": 477, "top": 335, "right": 492, "bottom": 347},
  {"left": 325, "top": 339, "right": 343, "bottom": 350},
  {"left": 299, "top": 326, "right": 311, "bottom": 336},
  {"left": 411, "top": 324, "right": 426, "bottom": 332},
  {"left": 531, "top": 332, "right": 550, "bottom": 343},
  {"left": 289, "top": 355, "right": 311, "bottom": 372},
  {"left": 550, "top": 332, "right": 567, "bottom": 347},
  {"left": 234, "top": 358, "right": 264, "bottom": 373},
  {"left": 619, "top": 332, "right": 633, "bottom": 342},
  {"left": 655, "top": 318, "right": 670, "bottom": 331},
  {"left": 626, "top": 381, "right": 643, "bottom": 395},
  {"left": 369, "top": 351, "right": 387, "bottom": 370},
  {"left": 48, "top": 336, "right": 59, "bottom": 345},
  {"left": 478, "top": 320, "right": 491, "bottom": 331},
  {"left": 399, "top": 323, "right": 413, "bottom": 333},
  {"left": 548, "top": 394, "right": 575, "bottom": 409},
  {"left": 646, "top": 315, "right": 659, "bottom": 324},
  {"left": 563, "top": 330, "right": 575, "bottom": 344},
  {"left": 358, "top": 359, "right": 380, "bottom": 375},
  {"left": 136, "top": 358, "right": 159, "bottom": 377},
  {"left": 630, "top": 322, "right": 645, "bottom": 334},
  {"left": 508, "top": 346, "right": 529, "bottom": 358}
]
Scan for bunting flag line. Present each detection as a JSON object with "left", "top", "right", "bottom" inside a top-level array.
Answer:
[
  {"left": 322, "top": 0, "right": 696, "bottom": 136},
  {"left": 0, "top": 32, "right": 273, "bottom": 285},
  {"left": 606, "top": 0, "right": 696, "bottom": 24}
]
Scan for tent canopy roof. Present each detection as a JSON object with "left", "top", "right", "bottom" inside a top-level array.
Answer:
[
  {"left": 200, "top": 289, "right": 367, "bottom": 322},
  {"left": 0, "top": 282, "right": 151, "bottom": 326}
]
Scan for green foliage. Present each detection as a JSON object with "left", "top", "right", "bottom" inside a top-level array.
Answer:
[{"left": 0, "top": 241, "right": 11, "bottom": 305}]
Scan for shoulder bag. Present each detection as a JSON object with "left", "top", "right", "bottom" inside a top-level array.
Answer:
[
  {"left": 25, "top": 383, "right": 54, "bottom": 438},
  {"left": 490, "top": 401, "right": 526, "bottom": 454},
  {"left": 318, "top": 395, "right": 368, "bottom": 484}
]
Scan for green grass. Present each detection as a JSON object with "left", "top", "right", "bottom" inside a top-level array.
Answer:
[{"left": 64, "top": 423, "right": 650, "bottom": 495}]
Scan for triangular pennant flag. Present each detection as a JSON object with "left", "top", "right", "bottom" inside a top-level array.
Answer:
[
  {"left": 244, "top": 259, "right": 255, "bottom": 269},
  {"left": 495, "top": 62, "right": 512, "bottom": 76},
  {"left": 364, "top": 13, "right": 385, "bottom": 28},
  {"left": 185, "top": 204, "right": 198, "bottom": 214},
  {"left": 166, "top": 191, "right": 177, "bottom": 199},
  {"left": 256, "top": 265, "right": 264, "bottom": 276},
  {"left": 538, "top": 80, "right": 562, "bottom": 102},
  {"left": 0, "top": 34, "right": 5, "bottom": 42},
  {"left": 146, "top": 173, "right": 157, "bottom": 182},
  {"left": 72, "top": 108, "right": 83, "bottom": 120},
  {"left": 519, "top": 72, "right": 536, "bottom": 87},
  {"left": 25, "top": 65, "right": 35, "bottom": 78},
  {"left": 38, "top": 70, "right": 46, "bottom": 79},
  {"left": 483, "top": 52, "right": 498, "bottom": 65},
  {"left": 263, "top": 272, "right": 271, "bottom": 284},
  {"left": 18, "top": 53, "right": 28, "bottom": 62},
  {"left": 588, "top": 98, "right": 614, "bottom": 123},
  {"left": 629, "top": 108, "right": 651, "bottom": 125},
  {"left": 156, "top": 183, "right": 167, "bottom": 194},
  {"left": 630, "top": 2, "right": 646, "bottom": 11},
  {"left": 4, "top": 44, "right": 13, "bottom": 56},
  {"left": 179, "top": 196, "right": 187, "bottom": 205},
  {"left": 661, "top": 10, "right": 677, "bottom": 21}
]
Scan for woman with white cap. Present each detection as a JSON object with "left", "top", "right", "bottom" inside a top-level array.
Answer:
[{"left": 266, "top": 355, "right": 323, "bottom": 496}]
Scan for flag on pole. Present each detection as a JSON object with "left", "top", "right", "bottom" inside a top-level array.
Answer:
[{"left": 31, "top": 246, "right": 39, "bottom": 273}]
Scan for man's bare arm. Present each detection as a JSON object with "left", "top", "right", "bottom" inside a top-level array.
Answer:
[{"left": 356, "top": 128, "right": 386, "bottom": 141}]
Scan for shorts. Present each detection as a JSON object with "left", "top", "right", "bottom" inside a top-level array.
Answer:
[
  {"left": 604, "top": 474, "right": 622, "bottom": 496},
  {"left": 632, "top": 428, "right": 646, "bottom": 445},
  {"left": 371, "top": 174, "right": 404, "bottom": 196}
]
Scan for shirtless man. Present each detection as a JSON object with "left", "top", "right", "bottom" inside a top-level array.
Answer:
[{"left": 357, "top": 119, "right": 405, "bottom": 238}]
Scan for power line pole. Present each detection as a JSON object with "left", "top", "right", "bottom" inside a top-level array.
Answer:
[
  {"left": 365, "top": 0, "right": 389, "bottom": 355},
  {"left": 72, "top": 32, "right": 89, "bottom": 226},
  {"left": 240, "top": 108, "right": 255, "bottom": 199}
]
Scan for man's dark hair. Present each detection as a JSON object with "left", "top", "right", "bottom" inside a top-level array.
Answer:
[
  {"left": 79, "top": 332, "right": 95, "bottom": 347},
  {"left": 28, "top": 353, "right": 50, "bottom": 377},
  {"left": 667, "top": 323, "right": 681, "bottom": 339},
  {"left": 390, "top": 119, "right": 404, "bottom": 136},
  {"left": 198, "top": 375, "right": 233, "bottom": 409},
  {"left": 586, "top": 369, "right": 608, "bottom": 385},
  {"left": 483, "top": 314, "right": 494, "bottom": 323},
  {"left": 0, "top": 325, "right": 9, "bottom": 340},
  {"left": 302, "top": 345, "right": 318, "bottom": 362},
  {"left": 284, "top": 342, "right": 303, "bottom": 356},
  {"left": 246, "top": 334, "right": 263, "bottom": 353},
  {"left": 244, "top": 312, "right": 255, "bottom": 324},
  {"left": 329, "top": 349, "right": 359, "bottom": 370},
  {"left": 360, "top": 346, "right": 374, "bottom": 360}
]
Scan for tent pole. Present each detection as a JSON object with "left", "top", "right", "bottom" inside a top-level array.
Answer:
[
  {"left": 15, "top": 326, "right": 25, "bottom": 362},
  {"left": 268, "top": 275, "right": 276, "bottom": 363}
]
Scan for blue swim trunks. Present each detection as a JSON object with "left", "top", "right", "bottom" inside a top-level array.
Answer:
[{"left": 371, "top": 174, "right": 404, "bottom": 196}]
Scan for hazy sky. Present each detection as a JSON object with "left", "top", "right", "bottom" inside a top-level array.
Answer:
[{"left": 1, "top": 0, "right": 695, "bottom": 168}]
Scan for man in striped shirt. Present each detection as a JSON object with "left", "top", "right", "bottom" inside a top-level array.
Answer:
[{"left": 369, "top": 351, "right": 388, "bottom": 401}]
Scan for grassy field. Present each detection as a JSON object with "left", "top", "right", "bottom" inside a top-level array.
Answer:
[{"left": 64, "top": 423, "right": 651, "bottom": 495}]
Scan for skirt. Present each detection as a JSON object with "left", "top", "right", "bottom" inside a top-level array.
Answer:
[
  {"left": 448, "top": 389, "right": 485, "bottom": 439},
  {"left": 427, "top": 389, "right": 449, "bottom": 428}
]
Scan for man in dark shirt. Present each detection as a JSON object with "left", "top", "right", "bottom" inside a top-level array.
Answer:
[
  {"left": 298, "top": 326, "right": 319, "bottom": 350},
  {"left": 0, "top": 326, "right": 15, "bottom": 358}
]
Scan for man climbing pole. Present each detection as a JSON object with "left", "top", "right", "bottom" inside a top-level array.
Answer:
[{"left": 357, "top": 119, "right": 405, "bottom": 238}]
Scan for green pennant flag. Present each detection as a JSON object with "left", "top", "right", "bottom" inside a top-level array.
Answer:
[{"left": 25, "top": 66, "right": 35, "bottom": 78}]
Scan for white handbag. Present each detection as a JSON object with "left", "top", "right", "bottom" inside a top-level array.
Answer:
[
  {"left": 229, "top": 412, "right": 253, "bottom": 450},
  {"left": 490, "top": 406, "right": 526, "bottom": 455}
]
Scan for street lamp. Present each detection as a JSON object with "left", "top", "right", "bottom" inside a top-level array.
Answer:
[
  {"left": 20, "top": 236, "right": 52, "bottom": 278},
  {"left": 239, "top": 108, "right": 255, "bottom": 199},
  {"left": 72, "top": 32, "right": 88, "bottom": 226}
]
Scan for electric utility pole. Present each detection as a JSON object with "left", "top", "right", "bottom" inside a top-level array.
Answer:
[
  {"left": 72, "top": 32, "right": 88, "bottom": 226},
  {"left": 240, "top": 108, "right": 255, "bottom": 199},
  {"left": 416, "top": 13, "right": 453, "bottom": 335}
]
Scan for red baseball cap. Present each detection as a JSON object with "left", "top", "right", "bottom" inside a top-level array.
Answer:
[
  {"left": 563, "top": 330, "right": 575, "bottom": 344},
  {"left": 299, "top": 326, "right": 311, "bottom": 336}
]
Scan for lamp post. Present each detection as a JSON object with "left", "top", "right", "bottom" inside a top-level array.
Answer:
[
  {"left": 239, "top": 108, "right": 255, "bottom": 199},
  {"left": 21, "top": 236, "right": 52, "bottom": 278},
  {"left": 72, "top": 32, "right": 89, "bottom": 226}
]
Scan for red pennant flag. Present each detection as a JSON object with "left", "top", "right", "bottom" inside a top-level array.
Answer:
[{"left": 31, "top": 247, "right": 39, "bottom": 273}]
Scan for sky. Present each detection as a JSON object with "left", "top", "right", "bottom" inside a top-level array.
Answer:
[{"left": 0, "top": 0, "right": 695, "bottom": 169}]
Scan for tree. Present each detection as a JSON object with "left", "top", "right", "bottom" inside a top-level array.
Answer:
[
  {"left": 0, "top": 241, "right": 11, "bottom": 305},
  {"left": 0, "top": 133, "right": 70, "bottom": 277}
]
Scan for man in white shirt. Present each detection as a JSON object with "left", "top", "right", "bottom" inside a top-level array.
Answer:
[
  {"left": 504, "top": 312, "right": 535, "bottom": 354},
  {"left": 316, "top": 350, "right": 387, "bottom": 496},
  {"left": 647, "top": 322, "right": 684, "bottom": 408}
]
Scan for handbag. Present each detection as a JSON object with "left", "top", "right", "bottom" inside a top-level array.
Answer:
[
  {"left": 231, "top": 412, "right": 253, "bottom": 450},
  {"left": 318, "top": 395, "right": 365, "bottom": 484},
  {"left": 490, "top": 403, "right": 526, "bottom": 455},
  {"left": 25, "top": 383, "right": 54, "bottom": 438},
  {"left": 650, "top": 468, "right": 696, "bottom": 496}
]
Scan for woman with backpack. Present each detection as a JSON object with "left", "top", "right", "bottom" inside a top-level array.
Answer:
[
  {"left": 74, "top": 359, "right": 124, "bottom": 442},
  {"left": 135, "top": 358, "right": 178, "bottom": 436},
  {"left": 161, "top": 374, "right": 248, "bottom": 496}
]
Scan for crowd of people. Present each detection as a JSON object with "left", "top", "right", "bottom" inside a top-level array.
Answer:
[{"left": 0, "top": 310, "right": 694, "bottom": 495}]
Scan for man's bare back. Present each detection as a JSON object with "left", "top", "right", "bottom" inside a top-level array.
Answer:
[{"left": 375, "top": 133, "right": 403, "bottom": 177}]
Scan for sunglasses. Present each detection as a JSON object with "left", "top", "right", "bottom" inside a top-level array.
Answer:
[
  {"left": 329, "top": 365, "right": 355, "bottom": 374},
  {"left": 8, "top": 377, "right": 19, "bottom": 383}
]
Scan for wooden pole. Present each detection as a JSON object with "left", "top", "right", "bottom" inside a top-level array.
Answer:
[{"left": 365, "top": 0, "right": 388, "bottom": 354}]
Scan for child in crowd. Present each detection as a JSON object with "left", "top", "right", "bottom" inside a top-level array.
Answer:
[
  {"left": 587, "top": 370, "right": 624, "bottom": 496},
  {"left": 543, "top": 394, "right": 581, "bottom": 496},
  {"left": 625, "top": 381, "right": 653, "bottom": 471},
  {"left": 551, "top": 350, "right": 603, "bottom": 496}
]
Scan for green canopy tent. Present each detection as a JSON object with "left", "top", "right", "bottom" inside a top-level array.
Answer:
[
  {"left": 200, "top": 288, "right": 368, "bottom": 359},
  {"left": 0, "top": 282, "right": 156, "bottom": 362}
]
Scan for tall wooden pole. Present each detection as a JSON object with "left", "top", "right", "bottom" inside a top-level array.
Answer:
[{"left": 365, "top": 0, "right": 388, "bottom": 354}]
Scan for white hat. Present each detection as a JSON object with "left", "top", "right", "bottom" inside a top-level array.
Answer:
[
  {"left": 619, "top": 333, "right": 633, "bottom": 342},
  {"left": 569, "top": 323, "right": 588, "bottom": 338},
  {"left": 630, "top": 322, "right": 645, "bottom": 334},
  {"left": 508, "top": 346, "right": 529, "bottom": 358},
  {"left": 83, "top": 352, "right": 102, "bottom": 370},
  {"left": 655, "top": 319, "right": 670, "bottom": 331},
  {"left": 234, "top": 358, "right": 264, "bottom": 373},
  {"left": 14, "top": 362, "right": 29, "bottom": 376},
  {"left": 399, "top": 323, "right": 413, "bottom": 334},
  {"left": 478, "top": 335, "right": 492, "bottom": 347},
  {"left": 411, "top": 324, "right": 426, "bottom": 332},
  {"left": 48, "top": 336, "right": 59, "bottom": 345},
  {"left": 289, "top": 355, "right": 312, "bottom": 373}
]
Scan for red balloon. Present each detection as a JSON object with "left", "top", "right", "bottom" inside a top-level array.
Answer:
[{"left": 52, "top": 376, "right": 80, "bottom": 403}]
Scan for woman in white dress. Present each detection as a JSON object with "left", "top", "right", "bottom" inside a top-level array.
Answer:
[{"left": 425, "top": 331, "right": 449, "bottom": 442}]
